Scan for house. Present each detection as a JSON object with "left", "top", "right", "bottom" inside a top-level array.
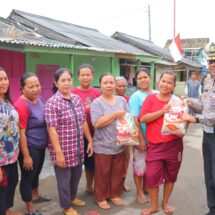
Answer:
[
  {"left": 165, "top": 37, "right": 209, "bottom": 78},
  {"left": 7, "top": 9, "right": 161, "bottom": 89},
  {"left": 207, "top": 42, "right": 215, "bottom": 60},
  {"left": 165, "top": 37, "right": 209, "bottom": 64},
  {"left": 1, "top": 13, "right": 160, "bottom": 101},
  {"left": 112, "top": 32, "right": 202, "bottom": 95}
]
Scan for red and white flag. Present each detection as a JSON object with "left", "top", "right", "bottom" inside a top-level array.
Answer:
[{"left": 169, "top": 33, "right": 183, "bottom": 62}]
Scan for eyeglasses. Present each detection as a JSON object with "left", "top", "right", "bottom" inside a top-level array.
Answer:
[{"left": 208, "top": 60, "right": 215, "bottom": 64}]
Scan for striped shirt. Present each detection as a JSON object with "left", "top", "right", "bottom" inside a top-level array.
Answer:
[{"left": 44, "top": 91, "right": 86, "bottom": 167}]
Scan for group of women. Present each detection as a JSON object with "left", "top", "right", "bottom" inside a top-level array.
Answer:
[{"left": 0, "top": 64, "right": 188, "bottom": 215}]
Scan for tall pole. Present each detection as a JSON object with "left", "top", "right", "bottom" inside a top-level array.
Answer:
[
  {"left": 173, "top": 0, "right": 176, "bottom": 38},
  {"left": 148, "top": 5, "right": 151, "bottom": 41}
]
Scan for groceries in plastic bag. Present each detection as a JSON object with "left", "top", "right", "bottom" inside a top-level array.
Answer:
[
  {"left": 116, "top": 112, "right": 139, "bottom": 146},
  {"left": 161, "top": 95, "right": 188, "bottom": 135}
]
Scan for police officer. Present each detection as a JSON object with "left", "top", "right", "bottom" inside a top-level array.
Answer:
[{"left": 184, "top": 44, "right": 215, "bottom": 215}]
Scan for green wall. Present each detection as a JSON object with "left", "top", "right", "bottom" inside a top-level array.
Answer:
[
  {"left": 73, "top": 55, "right": 120, "bottom": 86},
  {"left": 26, "top": 52, "right": 120, "bottom": 87},
  {"left": 26, "top": 52, "right": 69, "bottom": 71}
]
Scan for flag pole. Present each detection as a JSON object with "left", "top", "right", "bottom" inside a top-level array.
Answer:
[{"left": 173, "top": 0, "right": 176, "bottom": 38}]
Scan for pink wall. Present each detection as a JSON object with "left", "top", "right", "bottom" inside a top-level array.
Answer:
[{"left": 0, "top": 49, "right": 25, "bottom": 103}]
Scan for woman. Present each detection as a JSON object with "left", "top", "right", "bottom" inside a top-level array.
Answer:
[
  {"left": 129, "top": 67, "right": 157, "bottom": 204},
  {"left": 71, "top": 64, "right": 100, "bottom": 194},
  {"left": 139, "top": 71, "right": 184, "bottom": 215},
  {"left": 14, "top": 72, "right": 50, "bottom": 215},
  {"left": 90, "top": 73, "right": 131, "bottom": 210},
  {"left": 44, "top": 68, "right": 93, "bottom": 215},
  {"left": 0, "top": 67, "right": 22, "bottom": 215}
]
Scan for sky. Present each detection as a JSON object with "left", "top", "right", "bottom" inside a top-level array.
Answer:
[{"left": 0, "top": 0, "right": 214, "bottom": 47}]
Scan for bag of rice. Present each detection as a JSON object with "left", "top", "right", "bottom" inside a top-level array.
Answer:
[
  {"left": 161, "top": 95, "right": 188, "bottom": 135},
  {"left": 116, "top": 112, "right": 139, "bottom": 146}
]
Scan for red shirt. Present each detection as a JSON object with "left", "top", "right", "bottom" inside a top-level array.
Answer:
[
  {"left": 124, "top": 95, "right": 129, "bottom": 103},
  {"left": 14, "top": 97, "right": 30, "bottom": 129},
  {"left": 71, "top": 87, "right": 101, "bottom": 134},
  {"left": 140, "top": 94, "right": 178, "bottom": 144}
]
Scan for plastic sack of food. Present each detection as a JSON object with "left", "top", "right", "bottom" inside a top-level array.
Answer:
[
  {"left": 161, "top": 95, "right": 188, "bottom": 135},
  {"left": 116, "top": 112, "right": 139, "bottom": 146}
]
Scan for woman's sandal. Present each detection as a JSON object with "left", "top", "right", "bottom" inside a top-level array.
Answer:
[
  {"left": 71, "top": 198, "right": 86, "bottom": 206},
  {"left": 96, "top": 200, "right": 111, "bottom": 209},
  {"left": 110, "top": 197, "right": 124, "bottom": 206},
  {"left": 32, "top": 195, "right": 51, "bottom": 203},
  {"left": 63, "top": 208, "right": 79, "bottom": 215}
]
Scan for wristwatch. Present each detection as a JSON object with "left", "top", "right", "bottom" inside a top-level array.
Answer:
[{"left": 195, "top": 116, "right": 200, "bottom": 123}]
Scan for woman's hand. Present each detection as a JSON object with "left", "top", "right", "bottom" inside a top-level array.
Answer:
[
  {"left": 56, "top": 151, "right": 66, "bottom": 168},
  {"left": 174, "top": 128, "right": 185, "bottom": 138},
  {"left": 138, "top": 139, "right": 146, "bottom": 151},
  {"left": 23, "top": 155, "right": 33, "bottom": 171},
  {"left": 87, "top": 142, "right": 94, "bottom": 157},
  {"left": 162, "top": 104, "right": 171, "bottom": 114},
  {"left": 131, "top": 130, "right": 139, "bottom": 141},
  {"left": 0, "top": 168, "right": 3, "bottom": 183},
  {"left": 114, "top": 109, "right": 126, "bottom": 119}
]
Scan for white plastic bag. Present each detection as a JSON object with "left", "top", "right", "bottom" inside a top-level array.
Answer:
[
  {"left": 116, "top": 112, "right": 139, "bottom": 146},
  {"left": 161, "top": 95, "right": 188, "bottom": 135}
]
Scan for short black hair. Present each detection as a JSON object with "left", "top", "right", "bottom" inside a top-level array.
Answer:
[
  {"left": 208, "top": 60, "right": 215, "bottom": 64},
  {"left": 160, "top": 71, "right": 177, "bottom": 85},
  {"left": 78, "top": 64, "right": 94, "bottom": 76},
  {"left": 135, "top": 67, "right": 151, "bottom": 79},
  {"left": 99, "top": 73, "right": 115, "bottom": 84},
  {"left": 20, "top": 72, "right": 37, "bottom": 88},
  {"left": 52, "top": 68, "right": 73, "bottom": 94}
]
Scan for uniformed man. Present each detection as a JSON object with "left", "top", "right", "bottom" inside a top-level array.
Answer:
[{"left": 184, "top": 42, "right": 215, "bottom": 215}]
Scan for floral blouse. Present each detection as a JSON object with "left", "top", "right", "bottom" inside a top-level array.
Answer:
[{"left": 0, "top": 100, "right": 19, "bottom": 166}]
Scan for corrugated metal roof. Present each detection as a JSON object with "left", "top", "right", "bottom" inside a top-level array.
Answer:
[
  {"left": 112, "top": 31, "right": 173, "bottom": 61},
  {"left": 0, "top": 37, "right": 133, "bottom": 53},
  {"left": 8, "top": 10, "right": 155, "bottom": 56},
  {"left": 112, "top": 32, "right": 202, "bottom": 68},
  {"left": 0, "top": 17, "right": 132, "bottom": 53},
  {"left": 165, "top": 38, "right": 209, "bottom": 49}
]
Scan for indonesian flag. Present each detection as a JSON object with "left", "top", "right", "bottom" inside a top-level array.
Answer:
[{"left": 169, "top": 33, "right": 183, "bottom": 62}]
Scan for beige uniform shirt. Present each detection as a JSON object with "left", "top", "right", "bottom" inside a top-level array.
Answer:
[{"left": 191, "top": 78, "right": 215, "bottom": 132}]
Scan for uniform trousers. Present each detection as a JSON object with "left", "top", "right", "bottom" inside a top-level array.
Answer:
[{"left": 203, "top": 131, "right": 215, "bottom": 213}]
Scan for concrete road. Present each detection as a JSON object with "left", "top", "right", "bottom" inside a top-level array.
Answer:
[{"left": 13, "top": 124, "right": 208, "bottom": 215}]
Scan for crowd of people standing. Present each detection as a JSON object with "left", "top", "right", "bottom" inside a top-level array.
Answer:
[{"left": 0, "top": 59, "right": 215, "bottom": 215}]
